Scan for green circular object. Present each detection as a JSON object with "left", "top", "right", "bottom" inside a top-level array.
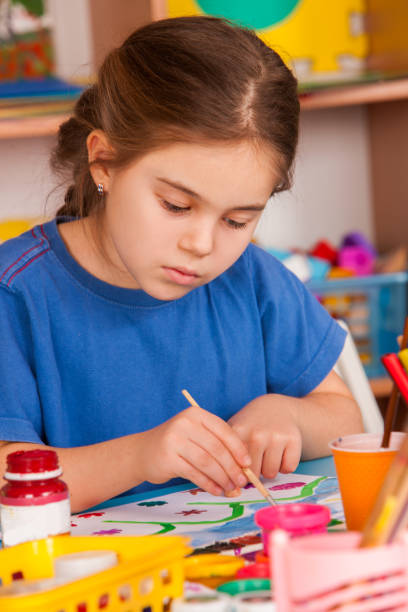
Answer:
[
  {"left": 195, "top": 0, "right": 301, "bottom": 30},
  {"left": 217, "top": 578, "right": 271, "bottom": 596}
]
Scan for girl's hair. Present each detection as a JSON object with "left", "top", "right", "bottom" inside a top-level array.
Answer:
[{"left": 53, "top": 16, "right": 299, "bottom": 217}]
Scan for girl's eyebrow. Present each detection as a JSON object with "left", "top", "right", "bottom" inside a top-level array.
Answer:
[
  {"left": 157, "top": 177, "right": 199, "bottom": 199},
  {"left": 156, "top": 177, "right": 266, "bottom": 211}
]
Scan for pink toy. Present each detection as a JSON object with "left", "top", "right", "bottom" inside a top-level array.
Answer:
[
  {"left": 254, "top": 503, "right": 330, "bottom": 556},
  {"left": 341, "top": 231, "right": 377, "bottom": 256},
  {"left": 338, "top": 245, "right": 375, "bottom": 276},
  {"left": 271, "top": 530, "right": 408, "bottom": 611}
]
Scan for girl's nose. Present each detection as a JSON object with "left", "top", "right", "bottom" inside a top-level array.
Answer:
[{"left": 178, "top": 222, "right": 214, "bottom": 257}]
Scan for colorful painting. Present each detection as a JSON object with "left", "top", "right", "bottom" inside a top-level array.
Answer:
[
  {"left": 166, "top": 0, "right": 368, "bottom": 82},
  {"left": 0, "top": 0, "right": 53, "bottom": 81},
  {"left": 71, "top": 473, "right": 343, "bottom": 555}
]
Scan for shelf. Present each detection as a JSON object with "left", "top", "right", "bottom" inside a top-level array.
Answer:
[
  {"left": 0, "top": 114, "right": 69, "bottom": 139},
  {"left": 370, "top": 376, "right": 392, "bottom": 398},
  {"left": 299, "top": 78, "right": 408, "bottom": 110},
  {"left": 0, "top": 76, "right": 408, "bottom": 138}
]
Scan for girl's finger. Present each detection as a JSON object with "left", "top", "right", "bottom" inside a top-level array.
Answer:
[
  {"left": 176, "top": 456, "right": 224, "bottom": 496},
  {"left": 178, "top": 438, "right": 238, "bottom": 492},
  {"left": 261, "top": 441, "right": 286, "bottom": 480},
  {"left": 188, "top": 427, "right": 247, "bottom": 489},
  {"left": 200, "top": 410, "right": 251, "bottom": 468},
  {"left": 279, "top": 438, "right": 302, "bottom": 474}
]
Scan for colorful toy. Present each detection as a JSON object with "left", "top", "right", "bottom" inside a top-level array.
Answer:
[
  {"left": 184, "top": 554, "right": 244, "bottom": 588},
  {"left": 341, "top": 231, "right": 377, "bottom": 256},
  {"left": 309, "top": 239, "right": 338, "bottom": 265},
  {"left": 338, "top": 245, "right": 375, "bottom": 276}
]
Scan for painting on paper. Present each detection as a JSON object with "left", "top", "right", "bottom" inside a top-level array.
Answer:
[{"left": 71, "top": 473, "right": 343, "bottom": 555}]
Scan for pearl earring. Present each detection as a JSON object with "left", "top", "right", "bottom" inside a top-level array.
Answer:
[{"left": 97, "top": 183, "right": 104, "bottom": 196}]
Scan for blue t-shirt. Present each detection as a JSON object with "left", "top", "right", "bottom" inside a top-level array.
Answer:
[{"left": 0, "top": 219, "right": 345, "bottom": 494}]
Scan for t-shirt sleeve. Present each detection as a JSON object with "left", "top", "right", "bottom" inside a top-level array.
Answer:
[
  {"left": 0, "top": 285, "right": 44, "bottom": 443},
  {"left": 248, "top": 246, "right": 346, "bottom": 397}
]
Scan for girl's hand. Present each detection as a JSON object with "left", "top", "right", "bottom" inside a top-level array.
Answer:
[
  {"left": 228, "top": 395, "right": 302, "bottom": 479},
  {"left": 137, "top": 406, "right": 251, "bottom": 496}
]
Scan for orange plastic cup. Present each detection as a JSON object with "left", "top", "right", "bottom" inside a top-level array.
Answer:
[{"left": 329, "top": 432, "right": 405, "bottom": 531}]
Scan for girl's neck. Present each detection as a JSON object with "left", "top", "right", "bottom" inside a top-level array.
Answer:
[{"left": 57, "top": 216, "right": 139, "bottom": 289}]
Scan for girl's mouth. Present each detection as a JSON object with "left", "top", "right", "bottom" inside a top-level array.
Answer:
[{"left": 163, "top": 266, "right": 199, "bottom": 286}]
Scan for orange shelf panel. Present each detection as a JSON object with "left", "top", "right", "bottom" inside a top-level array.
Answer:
[
  {"left": 300, "top": 78, "right": 408, "bottom": 111},
  {"left": 0, "top": 114, "right": 69, "bottom": 140}
]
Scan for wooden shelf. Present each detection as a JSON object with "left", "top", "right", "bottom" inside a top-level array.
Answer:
[
  {"left": 1, "top": 77, "right": 408, "bottom": 138},
  {"left": 370, "top": 376, "right": 393, "bottom": 398},
  {"left": 299, "top": 78, "right": 408, "bottom": 111},
  {"left": 0, "top": 114, "right": 69, "bottom": 140}
]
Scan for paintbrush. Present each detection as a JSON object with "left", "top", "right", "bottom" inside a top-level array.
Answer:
[
  {"left": 181, "top": 389, "right": 276, "bottom": 506},
  {"left": 381, "top": 316, "right": 408, "bottom": 447},
  {"left": 360, "top": 433, "right": 408, "bottom": 547}
]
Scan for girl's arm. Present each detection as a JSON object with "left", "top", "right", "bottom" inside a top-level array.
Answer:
[
  {"left": 228, "top": 370, "right": 364, "bottom": 478},
  {"left": 0, "top": 436, "right": 147, "bottom": 513},
  {"left": 0, "top": 406, "right": 251, "bottom": 513}
]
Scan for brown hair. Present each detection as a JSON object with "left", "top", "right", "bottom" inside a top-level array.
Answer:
[{"left": 52, "top": 16, "right": 299, "bottom": 218}]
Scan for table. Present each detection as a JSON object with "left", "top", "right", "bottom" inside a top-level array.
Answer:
[{"left": 91, "top": 456, "right": 337, "bottom": 512}]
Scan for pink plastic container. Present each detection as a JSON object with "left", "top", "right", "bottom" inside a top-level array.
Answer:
[
  {"left": 271, "top": 530, "right": 408, "bottom": 611},
  {"left": 254, "top": 503, "right": 331, "bottom": 556}
]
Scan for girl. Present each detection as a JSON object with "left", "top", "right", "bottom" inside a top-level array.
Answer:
[{"left": 0, "top": 16, "right": 362, "bottom": 512}]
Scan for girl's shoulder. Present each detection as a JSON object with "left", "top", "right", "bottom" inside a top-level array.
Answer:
[
  {"left": 241, "top": 242, "right": 303, "bottom": 289},
  {"left": 0, "top": 222, "right": 53, "bottom": 291}
]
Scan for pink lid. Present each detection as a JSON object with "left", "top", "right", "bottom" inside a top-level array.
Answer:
[
  {"left": 255, "top": 503, "right": 330, "bottom": 531},
  {"left": 6, "top": 450, "right": 59, "bottom": 474}
]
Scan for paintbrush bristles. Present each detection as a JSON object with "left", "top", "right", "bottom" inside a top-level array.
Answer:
[{"left": 181, "top": 389, "right": 276, "bottom": 506}]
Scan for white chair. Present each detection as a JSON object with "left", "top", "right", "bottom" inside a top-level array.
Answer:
[{"left": 334, "top": 319, "right": 384, "bottom": 434}]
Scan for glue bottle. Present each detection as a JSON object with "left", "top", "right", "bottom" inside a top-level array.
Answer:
[{"left": 0, "top": 449, "right": 71, "bottom": 547}]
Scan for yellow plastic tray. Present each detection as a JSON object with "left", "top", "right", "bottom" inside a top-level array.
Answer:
[{"left": 0, "top": 535, "right": 190, "bottom": 611}]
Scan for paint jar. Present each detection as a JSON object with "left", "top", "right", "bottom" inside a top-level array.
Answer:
[
  {"left": 234, "top": 590, "right": 275, "bottom": 612},
  {"left": 0, "top": 577, "right": 69, "bottom": 597},
  {"left": 184, "top": 553, "right": 245, "bottom": 588},
  {"left": 0, "top": 449, "right": 70, "bottom": 547},
  {"left": 217, "top": 579, "right": 275, "bottom": 611},
  {"left": 217, "top": 578, "right": 272, "bottom": 597},
  {"left": 236, "top": 561, "right": 270, "bottom": 579},
  {"left": 254, "top": 503, "right": 330, "bottom": 556},
  {"left": 172, "top": 591, "right": 233, "bottom": 612},
  {"left": 54, "top": 550, "right": 118, "bottom": 580}
]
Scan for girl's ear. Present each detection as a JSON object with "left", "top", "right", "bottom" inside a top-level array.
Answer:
[{"left": 86, "top": 130, "right": 115, "bottom": 192}]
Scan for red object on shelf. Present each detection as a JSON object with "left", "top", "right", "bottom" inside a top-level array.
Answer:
[{"left": 310, "top": 240, "right": 338, "bottom": 264}]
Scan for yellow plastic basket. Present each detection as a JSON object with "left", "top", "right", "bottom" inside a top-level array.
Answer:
[{"left": 0, "top": 535, "right": 190, "bottom": 612}]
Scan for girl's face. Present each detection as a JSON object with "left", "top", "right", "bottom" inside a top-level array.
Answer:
[{"left": 98, "top": 140, "right": 280, "bottom": 300}]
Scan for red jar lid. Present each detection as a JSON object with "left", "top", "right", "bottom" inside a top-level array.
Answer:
[{"left": 6, "top": 450, "right": 59, "bottom": 474}]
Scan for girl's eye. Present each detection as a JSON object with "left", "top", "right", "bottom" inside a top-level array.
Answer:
[
  {"left": 224, "top": 218, "right": 248, "bottom": 230},
  {"left": 161, "top": 199, "right": 189, "bottom": 213}
]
